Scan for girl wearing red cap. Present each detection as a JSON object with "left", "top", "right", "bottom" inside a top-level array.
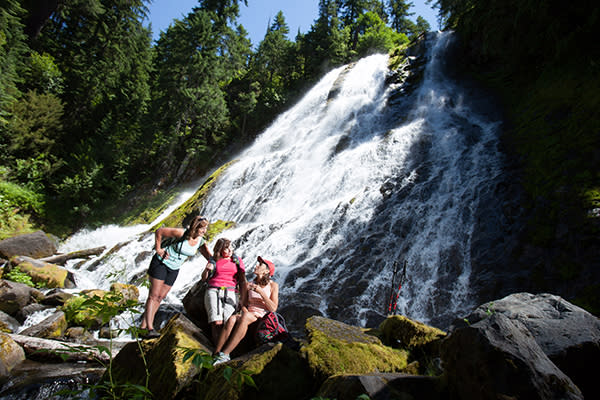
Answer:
[{"left": 213, "top": 256, "right": 278, "bottom": 364}]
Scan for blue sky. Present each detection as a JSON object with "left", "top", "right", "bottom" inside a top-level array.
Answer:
[{"left": 145, "top": 0, "right": 440, "bottom": 46}]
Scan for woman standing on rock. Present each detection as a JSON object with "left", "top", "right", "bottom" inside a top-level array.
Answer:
[
  {"left": 140, "top": 216, "right": 211, "bottom": 338},
  {"left": 202, "top": 238, "right": 246, "bottom": 345}
]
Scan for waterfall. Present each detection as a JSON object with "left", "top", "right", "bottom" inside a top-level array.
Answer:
[{"left": 60, "top": 32, "right": 505, "bottom": 330}]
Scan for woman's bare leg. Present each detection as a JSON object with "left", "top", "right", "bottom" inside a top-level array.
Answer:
[
  {"left": 221, "top": 311, "right": 258, "bottom": 355},
  {"left": 214, "top": 315, "right": 238, "bottom": 354},
  {"left": 141, "top": 277, "right": 171, "bottom": 331},
  {"left": 211, "top": 321, "right": 224, "bottom": 345}
]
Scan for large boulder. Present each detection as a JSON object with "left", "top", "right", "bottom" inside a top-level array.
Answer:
[
  {"left": 301, "top": 316, "right": 409, "bottom": 384},
  {"left": 0, "top": 279, "right": 44, "bottom": 316},
  {"left": 455, "top": 292, "right": 600, "bottom": 398},
  {"left": 0, "top": 332, "right": 25, "bottom": 379},
  {"left": 0, "top": 231, "right": 56, "bottom": 259},
  {"left": 19, "top": 311, "right": 67, "bottom": 339},
  {"left": 373, "top": 315, "right": 447, "bottom": 375},
  {"left": 441, "top": 312, "right": 583, "bottom": 400},
  {"left": 108, "top": 313, "right": 213, "bottom": 399},
  {"left": 317, "top": 373, "right": 447, "bottom": 400},
  {"left": 182, "top": 279, "right": 210, "bottom": 333},
  {"left": 197, "top": 342, "right": 315, "bottom": 400},
  {"left": 40, "top": 289, "right": 75, "bottom": 306},
  {"left": 8, "top": 256, "right": 75, "bottom": 288}
]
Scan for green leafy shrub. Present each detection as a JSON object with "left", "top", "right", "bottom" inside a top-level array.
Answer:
[
  {"left": 0, "top": 179, "right": 44, "bottom": 215},
  {"left": 3, "top": 266, "right": 35, "bottom": 287}
]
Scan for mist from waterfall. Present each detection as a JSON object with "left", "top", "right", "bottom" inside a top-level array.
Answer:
[{"left": 59, "top": 32, "right": 504, "bottom": 330}]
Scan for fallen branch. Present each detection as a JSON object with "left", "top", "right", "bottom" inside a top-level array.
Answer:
[
  {"left": 7, "top": 333, "right": 112, "bottom": 364},
  {"left": 39, "top": 246, "right": 106, "bottom": 265}
]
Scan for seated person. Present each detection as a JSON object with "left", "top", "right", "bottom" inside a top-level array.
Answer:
[{"left": 213, "top": 256, "right": 278, "bottom": 364}]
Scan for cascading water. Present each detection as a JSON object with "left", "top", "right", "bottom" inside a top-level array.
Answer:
[{"left": 58, "top": 31, "right": 505, "bottom": 332}]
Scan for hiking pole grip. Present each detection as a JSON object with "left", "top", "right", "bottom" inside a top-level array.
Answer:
[{"left": 387, "top": 260, "right": 399, "bottom": 314}]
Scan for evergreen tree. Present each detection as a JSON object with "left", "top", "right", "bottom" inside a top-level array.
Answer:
[
  {"left": 355, "top": 11, "right": 408, "bottom": 56},
  {"left": 149, "top": 7, "right": 229, "bottom": 176},
  {"left": 300, "top": 0, "right": 350, "bottom": 78},
  {"left": 31, "top": 0, "right": 153, "bottom": 219},
  {"left": 0, "top": 0, "right": 28, "bottom": 129},
  {"left": 413, "top": 15, "right": 431, "bottom": 37},
  {"left": 251, "top": 12, "right": 295, "bottom": 110},
  {"left": 387, "top": 0, "right": 414, "bottom": 33}
]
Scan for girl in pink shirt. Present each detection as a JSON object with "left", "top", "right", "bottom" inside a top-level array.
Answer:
[{"left": 202, "top": 238, "right": 246, "bottom": 345}]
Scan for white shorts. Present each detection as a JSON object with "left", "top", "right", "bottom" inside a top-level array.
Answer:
[{"left": 204, "top": 287, "right": 238, "bottom": 323}]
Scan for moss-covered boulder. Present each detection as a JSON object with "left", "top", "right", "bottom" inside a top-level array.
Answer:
[
  {"left": 108, "top": 313, "right": 213, "bottom": 399},
  {"left": 197, "top": 342, "right": 315, "bottom": 400},
  {"left": 301, "top": 316, "right": 409, "bottom": 384},
  {"left": 0, "top": 332, "right": 25, "bottom": 379},
  {"left": 152, "top": 160, "right": 238, "bottom": 233},
  {"left": 375, "top": 315, "right": 446, "bottom": 351},
  {"left": 368, "top": 315, "right": 447, "bottom": 375},
  {"left": 379, "top": 317, "right": 445, "bottom": 360},
  {"left": 8, "top": 256, "right": 75, "bottom": 289}
]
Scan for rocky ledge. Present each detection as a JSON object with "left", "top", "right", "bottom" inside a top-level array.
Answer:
[{"left": 0, "top": 288, "right": 597, "bottom": 400}]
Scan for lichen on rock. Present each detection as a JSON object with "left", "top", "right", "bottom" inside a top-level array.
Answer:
[{"left": 301, "top": 316, "right": 409, "bottom": 383}]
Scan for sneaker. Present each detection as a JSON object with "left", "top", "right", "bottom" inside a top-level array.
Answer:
[{"left": 212, "top": 352, "right": 230, "bottom": 365}]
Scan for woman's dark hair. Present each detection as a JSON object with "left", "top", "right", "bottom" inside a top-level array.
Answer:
[
  {"left": 212, "top": 238, "right": 231, "bottom": 259},
  {"left": 186, "top": 216, "right": 209, "bottom": 239}
]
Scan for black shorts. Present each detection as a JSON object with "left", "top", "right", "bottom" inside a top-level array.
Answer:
[{"left": 148, "top": 254, "right": 179, "bottom": 286}]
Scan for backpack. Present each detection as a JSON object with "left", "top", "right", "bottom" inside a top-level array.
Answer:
[
  {"left": 155, "top": 228, "right": 189, "bottom": 254},
  {"left": 255, "top": 312, "right": 290, "bottom": 344}
]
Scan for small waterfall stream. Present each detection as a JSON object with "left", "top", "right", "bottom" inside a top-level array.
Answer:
[{"left": 56, "top": 32, "right": 505, "bottom": 332}]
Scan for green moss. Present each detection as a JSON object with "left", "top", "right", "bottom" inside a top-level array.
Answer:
[
  {"left": 583, "top": 187, "right": 600, "bottom": 212},
  {"left": 374, "top": 315, "right": 446, "bottom": 350},
  {"left": 302, "top": 317, "right": 408, "bottom": 383},
  {"left": 205, "top": 219, "right": 236, "bottom": 242},
  {"left": 60, "top": 290, "right": 105, "bottom": 327},
  {"left": 121, "top": 189, "right": 179, "bottom": 226},
  {"left": 388, "top": 43, "right": 409, "bottom": 70},
  {"left": 152, "top": 160, "right": 238, "bottom": 231}
]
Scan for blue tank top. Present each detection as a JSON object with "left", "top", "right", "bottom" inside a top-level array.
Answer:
[{"left": 161, "top": 237, "right": 204, "bottom": 270}]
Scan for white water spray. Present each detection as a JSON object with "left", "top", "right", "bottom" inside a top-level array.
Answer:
[{"left": 60, "top": 32, "right": 504, "bottom": 329}]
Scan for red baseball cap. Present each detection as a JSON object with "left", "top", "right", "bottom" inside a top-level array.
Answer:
[{"left": 257, "top": 256, "right": 275, "bottom": 276}]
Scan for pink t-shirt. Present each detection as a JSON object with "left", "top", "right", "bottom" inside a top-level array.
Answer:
[{"left": 208, "top": 257, "right": 245, "bottom": 288}]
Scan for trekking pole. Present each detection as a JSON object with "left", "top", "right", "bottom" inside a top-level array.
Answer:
[
  {"left": 390, "top": 260, "right": 407, "bottom": 315},
  {"left": 387, "top": 261, "right": 399, "bottom": 314}
]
